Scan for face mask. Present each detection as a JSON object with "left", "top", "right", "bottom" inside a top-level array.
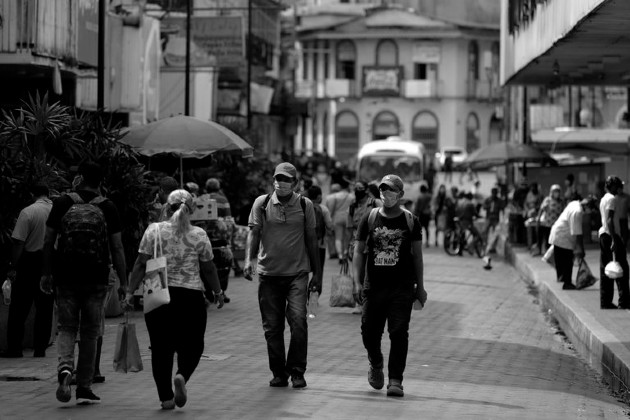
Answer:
[
  {"left": 274, "top": 180, "right": 293, "bottom": 197},
  {"left": 380, "top": 190, "right": 399, "bottom": 208},
  {"left": 355, "top": 190, "right": 366, "bottom": 200}
]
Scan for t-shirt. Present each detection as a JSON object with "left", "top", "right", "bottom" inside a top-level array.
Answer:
[
  {"left": 248, "top": 192, "right": 316, "bottom": 276},
  {"left": 12, "top": 198, "right": 52, "bottom": 252},
  {"left": 47, "top": 190, "right": 121, "bottom": 286},
  {"left": 549, "top": 200, "right": 583, "bottom": 250},
  {"left": 325, "top": 190, "right": 352, "bottom": 225},
  {"left": 599, "top": 193, "right": 618, "bottom": 237},
  {"left": 138, "top": 222, "right": 213, "bottom": 291},
  {"left": 356, "top": 210, "right": 422, "bottom": 290}
]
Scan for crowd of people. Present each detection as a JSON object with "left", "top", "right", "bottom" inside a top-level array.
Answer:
[{"left": 5, "top": 156, "right": 629, "bottom": 410}]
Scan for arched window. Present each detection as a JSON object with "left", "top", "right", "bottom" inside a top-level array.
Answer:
[
  {"left": 372, "top": 111, "right": 400, "bottom": 140},
  {"left": 468, "top": 41, "right": 479, "bottom": 81},
  {"left": 411, "top": 111, "right": 439, "bottom": 156},
  {"left": 466, "top": 113, "right": 480, "bottom": 152},
  {"left": 376, "top": 39, "right": 398, "bottom": 66},
  {"left": 335, "top": 111, "right": 359, "bottom": 161},
  {"left": 336, "top": 40, "right": 356, "bottom": 80}
]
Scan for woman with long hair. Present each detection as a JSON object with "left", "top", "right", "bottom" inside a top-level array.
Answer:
[{"left": 125, "top": 189, "right": 224, "bottom": 410}]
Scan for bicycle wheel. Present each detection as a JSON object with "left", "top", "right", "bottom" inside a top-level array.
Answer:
[{"left": 443, "top": 228, "right": 461, "bottom": 256}]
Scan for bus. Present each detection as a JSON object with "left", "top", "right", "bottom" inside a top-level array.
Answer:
[{"left": 356, "top": 136, "right": 427, "bottom": 203}]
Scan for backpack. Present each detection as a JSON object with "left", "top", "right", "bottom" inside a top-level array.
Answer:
[
  {"left": 58, "top": 193, "right": 109, "bottom": 265},
  {"left": 261, "top": 193, "right": 306, "bottom": 223},
  {"left": 312, "top": 203, "right": 326, "bottom": 240}
]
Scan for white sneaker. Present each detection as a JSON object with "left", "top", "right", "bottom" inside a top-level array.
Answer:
[{"left": 483, "top": 256, "right": 492, "bottom": 270}]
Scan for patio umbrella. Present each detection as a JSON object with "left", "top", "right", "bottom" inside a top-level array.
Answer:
[
  {"left": 121, "top": 115, "right": 254, "bottom": 185},
  {"left": 462, "top": 142, "right": 557, "bottom": 170}
]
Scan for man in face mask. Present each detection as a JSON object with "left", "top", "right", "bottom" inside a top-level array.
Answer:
[
  {"left": 244, "top": 162, "right": 322, "bottom": 389},
  {"left": 352, "top": 174, "right": 427, "bottom": 398}
]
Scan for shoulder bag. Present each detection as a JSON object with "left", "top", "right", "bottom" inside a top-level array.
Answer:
[{"left": 143, "top": 223, "right": 170, "bottom": 313}]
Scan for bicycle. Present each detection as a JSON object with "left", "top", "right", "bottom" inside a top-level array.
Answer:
[{"left": 443, "top": 217, "right": 485, "bottom": 258}]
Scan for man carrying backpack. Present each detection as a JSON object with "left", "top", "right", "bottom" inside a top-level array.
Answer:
[
  {"left": 306, "top": 185, "right": 333, "bottom": 295},
  {"left": 244, "top": 162, "right": 322, "bottom": 389},
  {"left": 40, "top": 162, "right": 127, "bottom": 405},
  {"left": 352, "top": 174, "right": 427, "bottom": 398}
]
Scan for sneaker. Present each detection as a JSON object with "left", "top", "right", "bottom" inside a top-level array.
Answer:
[
  {"left": 223, "top": 294, "right": 231, "bottom": 303},
  {"left": 174, "top": 374, "right": 187, "bottom": 408},
  {"left": 291, "top": 373, "right": 307, "bottom": 389},
  {"left": 562, "top": 283, "right": 577, "bottom": 290},
  {"left": 161, "top": 399, "right": 176, "bottom": 410},
  {"left": 269, "top": 376, "right": 289, "bottom": 387},
  {"left": 56, "top": 369, "right": 72, "bottom": 403},
  {"left": 386, "top": 379, "right": 404, "bottom": 397},
  {"left": 368, "top": 364, "right": 384, "bottom": 390},
  {"left": 482, "top": 256, "right": 492, "bottom": 270},
  {"left": 601, "top": 303, "right": 618, "bottom": 309},
  {"left": 93, "top": 374, "right": 105, "bottom": 384},
  {"left": 76, "top": 387, "right": 100, "bottom": 405}
]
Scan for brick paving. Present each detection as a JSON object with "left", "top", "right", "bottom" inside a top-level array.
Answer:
[{"left": 0, "top": 248, "right": 628, "bottom": 419}]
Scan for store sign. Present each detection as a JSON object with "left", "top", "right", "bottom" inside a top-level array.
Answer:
[
  {"left": 362, "top": 66, "right": 403, "bottom": 97},
  {"left": 161, "top": 16, "right": 244, "bottom": 68},
  {"left": 412, "top": 43, "right": 441, "bottom": 63}
]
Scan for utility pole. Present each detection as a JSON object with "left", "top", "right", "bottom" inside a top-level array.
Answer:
[
  {"left": 97, "top": 0, "right": 106, "bottom": 110},
  {"left": 185, "top": 0, "right": 192, "bottom": 116},
  {"left": 247, "top": 0, "right": 252, "bottom": 129}
]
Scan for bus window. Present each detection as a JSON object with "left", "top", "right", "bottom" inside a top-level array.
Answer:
[{"left": 359, "top": 156, "right": 422, "bottom": 182}]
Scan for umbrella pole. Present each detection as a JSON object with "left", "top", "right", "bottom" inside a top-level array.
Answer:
[{"left": 180, "top": 156, "right": 184, "bottom": 188}]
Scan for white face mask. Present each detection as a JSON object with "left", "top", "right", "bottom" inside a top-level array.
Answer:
[
  {"left": 380, "top": 190, "right": 399, "bottom": 208},
  {"left": 274, "top": 180, "right": 294, "bottom": 197}
]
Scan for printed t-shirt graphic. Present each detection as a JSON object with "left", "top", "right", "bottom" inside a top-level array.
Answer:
[{"left": 372, "top": 227, "right": 404, "bottom": 266}]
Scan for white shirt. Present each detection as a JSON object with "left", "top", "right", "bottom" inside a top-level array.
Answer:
[
  {"left": 599, "top": 193, "right": 618, "bottom": 237},
  {"left": 549, "top": 200, "right": 583, "bottom": 250}
]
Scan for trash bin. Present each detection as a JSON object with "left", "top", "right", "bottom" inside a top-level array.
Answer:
[{"left": 508, "top": 213, "right": 526, "bottom": 245}]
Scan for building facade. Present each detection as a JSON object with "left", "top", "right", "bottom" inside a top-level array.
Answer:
[{"left": 293, "top": 4, "right": 503, "bottom": 165}]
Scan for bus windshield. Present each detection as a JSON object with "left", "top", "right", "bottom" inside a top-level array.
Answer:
[{"left": 358, "top": 155, "right": 422, "bottom": 182}]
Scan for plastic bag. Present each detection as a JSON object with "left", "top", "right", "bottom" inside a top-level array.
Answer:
[
  {"left": 329, "top": 260, "right": 355, "bottom": 308},
  {"left": 542, "top": 245, "right": 555, "bottom": 267},
  {"left": 604, "top": 260, "right": 623, "bottom": 279},
  {"left": 113, "top": 314, "right": 143, "bottom": 373},
  {"left": 576, "top": 259, "right": 597, "bottom": 290},
  {"left": 2, "top": 279, "right": 11, "bottom": 305}
]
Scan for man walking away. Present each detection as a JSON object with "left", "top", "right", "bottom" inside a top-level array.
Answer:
[
  {"left": 598, "top": 176, "right": 630, "bottom": 309},
  {"left": 352, "top": 174, "right": 427, "bottom": 397},
  {"left": 413, "top": 184, "right": 432, "bottom": 247},
  {"left": 549, "top": 198, "right": 592, "bottom": 289},
  {"left": 2, "top": 183, "right": 53, "bottom": 358},
  {"left": 244, "top": 162, "right": 322, "bottom": 389},
  {"left": 41, "top": 162, "right": 127, "bottom": 404}
]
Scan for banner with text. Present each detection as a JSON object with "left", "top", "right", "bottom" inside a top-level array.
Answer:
[{"left": 362, "top": 66, "right": 403, "bottom": 97}]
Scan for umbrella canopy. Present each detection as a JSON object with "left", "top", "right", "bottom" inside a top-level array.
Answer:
[
  {"left": 121, "top": 115, "right": 253, "bottom": 159},
  {"left": 462, "top": 142, "right": 557, "bottom": 170}
]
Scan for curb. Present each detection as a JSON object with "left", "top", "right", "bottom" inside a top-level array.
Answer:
[{"left": 502, "top": 236, "right": 630, "bottom": 402}]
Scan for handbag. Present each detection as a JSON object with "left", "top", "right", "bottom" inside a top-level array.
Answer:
[
  {"left": 113, "top": 313, "right": 143, "bottom": 373},
  {"left": 329, "top": 259, "right": 355, "bottom": 308},
  {"left": 604, "top": 253, "right": 624, "bottom": 279},
  {"left": 575, "top": 259, "right": 597, "bottom": 290},
  {"left": 143, "top": 224, "right": 170, "bottom": 313}
]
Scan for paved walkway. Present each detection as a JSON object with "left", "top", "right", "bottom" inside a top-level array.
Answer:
[{"left": 0, "top": 248, "right": 628, "bottom": 419}]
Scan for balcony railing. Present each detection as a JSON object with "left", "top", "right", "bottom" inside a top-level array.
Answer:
[
  {"left": 295, "top": 79, "right": 357, "bottom": 99},
  {"left": 467, "top": 79, "right": 503, "bottom": 101},
  {"left": 402, "top": 80, "right": 441, "bottom": 99},
  {"left": 0, "top": 0, "right": 77, "bottom": 58}
]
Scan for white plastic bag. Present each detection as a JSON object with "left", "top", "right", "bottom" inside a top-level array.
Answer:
[
  {"left": 2, "top": 279, "right": 11, "bottom": 305},
  {"left": 604, "top": 260, "right": 623, "bottom": 279}
]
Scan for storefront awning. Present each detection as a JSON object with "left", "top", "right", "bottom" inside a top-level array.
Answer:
[{"left": 531, "top": 128, "right": 630, "bottom": 156}]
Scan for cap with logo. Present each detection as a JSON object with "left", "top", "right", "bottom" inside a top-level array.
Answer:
[
  {"left": 274, "top": 162, "right": 297, "bottom": 179},
  {"left": 379, "top": 174, "right": 404, "bottom": 192}
]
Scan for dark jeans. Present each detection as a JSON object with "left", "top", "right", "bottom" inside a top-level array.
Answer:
[
  {"left": 145, "top": 287, "right": 207, "bottom": 402},
  {"left": 258, "top": 273, "right": 308, "bottom": 378},
  {"left": 553, "top": 245, "right": 574, "bottom": 286},
  {"left": 7, "top": 251, "right": 53, "bottom": 355},
  {"left": 361, "top": 285, "right": 414, "bottom": 381},
  {"left": 56, "top": 286, "right": 107, "bottom": 389},
  {"left": 599, "top": 233, "right": 630, "bottom": 308},
  {"left": 537, "top": 226, "right": 551, "bottom": 253}
]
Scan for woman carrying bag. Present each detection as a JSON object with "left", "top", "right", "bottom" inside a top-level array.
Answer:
[{"left": 125, "top": 189, "right": 224, "bottom": 410}]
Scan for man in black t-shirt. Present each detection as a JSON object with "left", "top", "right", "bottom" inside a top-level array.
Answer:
[
  {"left": 352, "top": 174, "right": 427, "bottom": 398},
  {"left": 41, "top": 162, "right": 127, "bottom": 405}
]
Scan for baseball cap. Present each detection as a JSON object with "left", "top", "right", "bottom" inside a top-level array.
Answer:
[
  {"left": 274, "top": 162, "right": 297, "bottom": 179},
  {"left": 379, "top": 174, "right": 404, "bottom": 192}
]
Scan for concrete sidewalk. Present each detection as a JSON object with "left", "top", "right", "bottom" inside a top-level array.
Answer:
[{"left": 501, "top": 234, "right": 630, "bottom": 402}]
